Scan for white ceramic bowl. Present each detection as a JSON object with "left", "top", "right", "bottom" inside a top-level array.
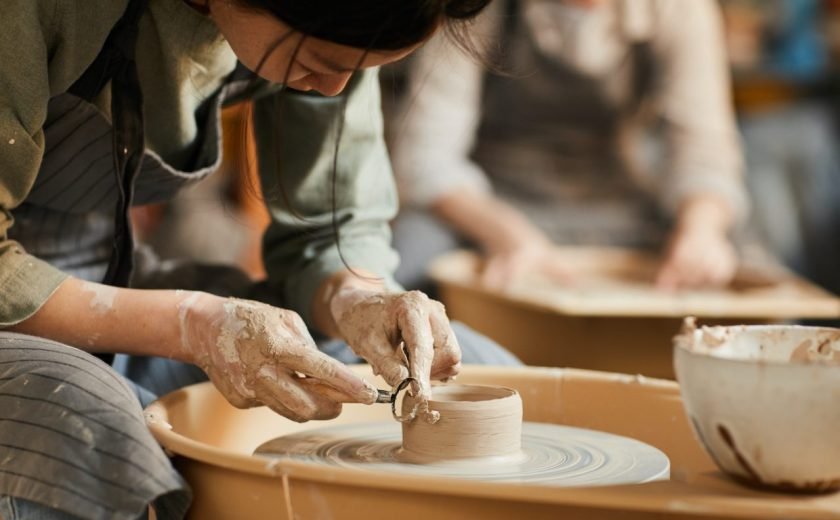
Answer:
[{"left": 674, "top": 319, "right": 840, "bottom": 492}]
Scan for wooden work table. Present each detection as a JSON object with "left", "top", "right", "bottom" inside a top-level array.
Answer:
[{"left": 429, "top": 248, "right": 840, "bottom": 379}]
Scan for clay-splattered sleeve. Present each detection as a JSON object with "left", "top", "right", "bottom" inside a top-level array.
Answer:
[
  {"left": 0, "top": 1, "right": 66, "bottom": 327},
  {"left": 390, "top": 4, "right": 502, "bottom": 208},
  {"left": 0, "top": 0, "right": 124, "bottom": 327},
  {"left": 253, "top": 69, "right": 401, "bottom": 328},
  {"left": 653, "top": 0, "right": 749, "bottom": 223}
]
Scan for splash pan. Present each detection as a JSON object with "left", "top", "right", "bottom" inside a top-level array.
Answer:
[{"left": 145, "top": 366, "right": 840, "bottom": 519}]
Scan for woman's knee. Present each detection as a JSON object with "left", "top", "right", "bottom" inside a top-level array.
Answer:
[
  {"left": 0, "top": 333, "right": 183, "bottom": 520},
  {"left": 0, "top": 495, "right": 86, "bottom": 520},
  {"left": 0, "top": 332, "right": 142, "bottom": 418}
]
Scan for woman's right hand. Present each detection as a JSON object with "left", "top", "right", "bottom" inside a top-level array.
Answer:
[
  {"left": 433, "top": 188, "right": 570, "bottom": 289},
  {"left": 177, "top": 293, "right": 378, "bottom": 422},
  {"left": 482, "top": 233, "right": 571, "bottom": 289}
]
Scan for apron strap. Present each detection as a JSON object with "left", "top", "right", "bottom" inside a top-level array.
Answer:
[
  {"left": 68, "top": 0, "right": 148, "bottom": 289},
  {"left": 67, "top": 0, "right": 148, "bottom": 365}
]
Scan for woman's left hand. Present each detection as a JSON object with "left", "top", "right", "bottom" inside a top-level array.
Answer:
[{"left": 330, "top": 288, "right": 461, "bottom": 401}]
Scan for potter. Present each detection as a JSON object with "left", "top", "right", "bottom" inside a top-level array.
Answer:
[{"left": 0, "top": 0, "right": 510, "bottom": 517}]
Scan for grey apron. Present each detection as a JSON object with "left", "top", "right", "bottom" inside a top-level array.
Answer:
[
  {"left": 12, "top": 81, "right": 224, "bottom": 284},
  {"left": 12, "top": 85, "right": 232, "bottom": 275},
  {"left": 0, "top": 1, "right": 244, "bottom": 518},
  {"left": 473, "top": 0, "right": 668, "bottom": 248}
]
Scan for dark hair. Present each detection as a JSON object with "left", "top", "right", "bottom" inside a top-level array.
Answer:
[{"left": 237, "top": 0, "right": 492, "bottom": 51}]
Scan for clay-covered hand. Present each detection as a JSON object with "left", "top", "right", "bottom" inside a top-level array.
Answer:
[
  {"left": 177, "top": 292, "right": 378, "bottom": 422},
  {"left": 330, "top": 289, "right": 461, "bottom": 401},
  {"left": 656, "top": 224, "right": 738, "bottom": 290}
]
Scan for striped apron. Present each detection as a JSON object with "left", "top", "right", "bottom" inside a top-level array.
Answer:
[{"left": 0, "top": 1, "right": 244, "bottom": 518}]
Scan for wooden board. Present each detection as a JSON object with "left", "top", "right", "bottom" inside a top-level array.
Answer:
[
  {"left": 429, "top": 248, "right": 840, "bottom": 319},
  {"left": 429, "top": 248, "right": 840, "bottom": 378}
]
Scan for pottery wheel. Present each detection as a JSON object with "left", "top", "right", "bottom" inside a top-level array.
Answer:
[{"left": 255, "top": 422, "right": 670, "bottom": 486}]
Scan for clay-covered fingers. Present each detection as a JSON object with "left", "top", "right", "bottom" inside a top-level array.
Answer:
[
  {"left": 343, "top": 323, "right": 409, "bottom": 390},
  {"left": 428, "top": 301, "right": 462, "bottom": 381},
  {"left": 395, "top": 292, "right": 435, "bottom": 400},
  {"left": 271, "top": 312, "right": 377, "bottom": 404},
  {"left": 330, "top": 288, "right": 458, "bottom": 399},
  {"left": 207, "top": 371, "right": 261, "bottom": 409},
  {"left": 279, "top": 345, "right": 378, "bottom": 405},
  {"left": 252, "top": 365, "right": 345, "bottom": 422},
  {"left": 298, "top": 378, "right": 365, "bottom": 403}
]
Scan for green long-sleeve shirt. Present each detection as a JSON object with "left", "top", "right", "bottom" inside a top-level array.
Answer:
[{"left": 0, "top": 0, "right": 400, "bottom": 328}]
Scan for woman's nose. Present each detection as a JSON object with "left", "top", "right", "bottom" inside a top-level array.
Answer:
[{"left": 313, "top": 72, "right": 353, "bottom": 97}]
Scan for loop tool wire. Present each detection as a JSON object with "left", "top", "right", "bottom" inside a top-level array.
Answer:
[{"left": 375, "top": 377, "right": 418, "bottom": 422}]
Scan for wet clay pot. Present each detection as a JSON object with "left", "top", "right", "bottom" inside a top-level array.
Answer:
[
  {"left": 400, "top": 384, "right": 523, "bottom": 463},
  {"left": 674, "top": 321, "right": 840, "bottom": 492}
]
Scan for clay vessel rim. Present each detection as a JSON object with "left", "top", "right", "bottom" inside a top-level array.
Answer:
[
  {"left": 426, "top": 384, "right": 519, "bottom": 406},
  {"left": 675, "top": 345, "right": 840, "bottom": 369},
  {"left": 674, "top": 324, "right": 840, "bottom": 368},
  {"left": 409, "top": 384, "right": 522, "bottom": 412}
]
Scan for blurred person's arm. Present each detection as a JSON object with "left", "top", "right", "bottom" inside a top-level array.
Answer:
[
  {"left": 392, "top": 6, "right": 563, "bottom": 288},
  {"left": 391, "top": 13, "right": 494, "bottom": 210},
  {"left": 650, "top": 0, "right": 748, "bottom": 289}
]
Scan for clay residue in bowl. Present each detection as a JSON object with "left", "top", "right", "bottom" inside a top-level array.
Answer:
[
  {"left": 789, "top": 336, "right": 840, "bottom": 364},
  {"left": 675, "top": 317, "right": 840, "bottom": 366}
]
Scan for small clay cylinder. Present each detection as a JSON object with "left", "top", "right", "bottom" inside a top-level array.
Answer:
[{"left": 400, "top": 384, "right": 523, "bottom": 462}]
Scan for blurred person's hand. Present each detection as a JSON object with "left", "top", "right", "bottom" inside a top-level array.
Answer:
[
  {"left": 433, "top": 188, "right": 571, "bottom": 289},
  {"left": 329, "top": 284, "right": 461, "bottom": 402},
  {"left": 481, "top": 230, "right": 572, "bottom": 289},
  {"left": 178, "top": 293, "right": 378, "bottom": 422},
  {"left": 656, "top": 195, "right": 738, "bottom": 290}
]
